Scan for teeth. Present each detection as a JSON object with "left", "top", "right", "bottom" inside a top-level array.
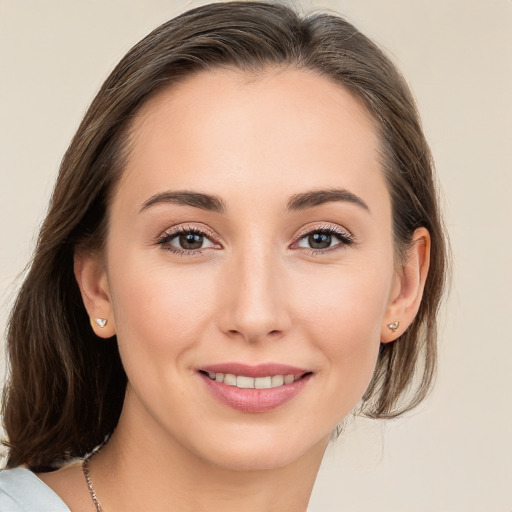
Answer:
[
  {"left": 205, "top": 372, "right": 302, "bottom": 389},
  {"left": 236, "top": 375, "right": 254, "bottom": 389},
  {"left": 284, "top": 375, "right": 295, "bottom": 384},
  {"left": 271, "top": 375, "right": 284, "bottom": 387},
  {"left": 255, "top": 376, "right": 272, "bottom": 389},
  {"left": 224, "top": 374, "right": 237, "bottom": 386}
]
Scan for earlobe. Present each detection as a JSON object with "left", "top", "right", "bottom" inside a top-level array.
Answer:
[
  {"left": 74, "top": 251, "right": 116, "bottom": 338},
  {"left": 381, "top": 227, "right": 431, "bottom": 343}
]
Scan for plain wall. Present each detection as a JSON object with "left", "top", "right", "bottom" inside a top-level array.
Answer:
[{"left": 1, "top": 1, "right": 511, "bottom": 510}]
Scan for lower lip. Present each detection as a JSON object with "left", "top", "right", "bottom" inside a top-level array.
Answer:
[{"left": 200, "top": 373, "right": 312, "bottom": 413}]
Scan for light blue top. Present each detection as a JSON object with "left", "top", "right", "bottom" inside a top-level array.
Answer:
[
  {"left": 0, "top": 468, "right": 70, "bottom": 511},
  {"left": 0, "top": 467, "right": 314, "bottom": 511}
]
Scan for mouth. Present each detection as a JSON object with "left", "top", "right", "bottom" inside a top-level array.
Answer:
[
  {"left": 198, "top": 364, "right": 313, "bottom": 413},
  {"left": 199, "top": 370, "right": 309, "bottom": 389}
]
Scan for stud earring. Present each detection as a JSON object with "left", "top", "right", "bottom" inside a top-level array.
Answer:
[
  {"left": 94, "top": 318, "right": 108, "bottom": 328},
  {"left": 387, "top": 321, "right": 399, "bottom": 332}
]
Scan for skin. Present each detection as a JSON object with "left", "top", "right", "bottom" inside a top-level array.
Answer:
[{"left": 40, "top": 67, "right": 430, "bottom": 511}]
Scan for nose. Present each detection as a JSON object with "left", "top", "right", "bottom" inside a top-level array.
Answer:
[{"left": 217, "top": 246, "right": 292, "bottom": 343}]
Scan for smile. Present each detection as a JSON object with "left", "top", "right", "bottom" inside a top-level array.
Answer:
[
  {"left": 198, "top": 364, "right": 313, "bottom": 413},
  {"left": 204, "top": 372, "right": 302, "bottom": 389}
]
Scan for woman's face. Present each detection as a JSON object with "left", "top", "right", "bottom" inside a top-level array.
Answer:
[{"left": 101, "top": 68, "right": 399, "bottom": 470}]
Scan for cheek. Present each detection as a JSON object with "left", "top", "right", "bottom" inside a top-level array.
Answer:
[
  {"left": 108, "top": 251, "right": 218, "bottom": 363},
  {"left": 292, "top": 263, "right": 391, "bottom": 406},
  {"left": 295, "top": 261, "right": 391, "bottom": 343}
]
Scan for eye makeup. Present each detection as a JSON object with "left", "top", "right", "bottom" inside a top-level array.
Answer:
[
  {"left": 291, "top": 223, "right": 355, "bottom": 257},
  {"left": 156, "top": 224, "right": 221, "bottom": 257},
  {"left": 155, "top": 222, "right": 355, "bottom": 258}
]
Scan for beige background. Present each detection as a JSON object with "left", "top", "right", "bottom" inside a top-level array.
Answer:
[{"left": 1, "top": 1, "right": 511, "bottom": 510}]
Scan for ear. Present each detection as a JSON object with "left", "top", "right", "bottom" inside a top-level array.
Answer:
[
  {"left": 381, "top": 227, "right": 431, "bottom": 343},
  {"left": 74, "top": 251, "right": 116, "bottom": 338}
]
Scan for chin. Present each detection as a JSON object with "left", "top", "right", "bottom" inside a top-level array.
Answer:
[{"left": 188, "top": 424, "right": 331, "bottom": 472}]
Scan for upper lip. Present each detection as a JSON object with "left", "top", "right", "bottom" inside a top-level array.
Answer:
[{"left": 199, "top": 362, "right": 309, "bottom": 378}]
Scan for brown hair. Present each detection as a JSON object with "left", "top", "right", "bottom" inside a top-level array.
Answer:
[{"left": 2, "top": 1, "right": 447, "bottom": 469}]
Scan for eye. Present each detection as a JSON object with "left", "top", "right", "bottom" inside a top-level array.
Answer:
[
  {"left": 157, "top": 226, "right": 219, "bottom": 254},
  {"left": 295, "top": 226, "right": 354, "bottom": 252}
]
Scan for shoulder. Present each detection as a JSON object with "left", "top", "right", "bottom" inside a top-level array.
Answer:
[{"left": 0, "top": 468, "right": 70, "bottom": 512}]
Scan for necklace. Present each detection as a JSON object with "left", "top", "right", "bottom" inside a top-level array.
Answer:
[
  {"left": 82, "top": 458, "right": 103, "bottom": 512},
  {"left": 82, "top": 456, "right": 311, "bottom": 511}
]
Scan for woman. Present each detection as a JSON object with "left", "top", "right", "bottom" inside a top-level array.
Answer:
[{"left": 0, "top": 1, "right": 446, "bottom": 510}]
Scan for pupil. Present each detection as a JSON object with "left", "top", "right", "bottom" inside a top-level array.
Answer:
[
  {"left": 309, "top": 232, "right": 331, "bottom": 249},
  {"left": 180, "top": 233, "right": 203, "bottom": 249}
]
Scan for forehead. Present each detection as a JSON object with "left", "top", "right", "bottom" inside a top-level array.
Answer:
[{"left": 117, "top": 67, "right": 385, "bottom": 213}]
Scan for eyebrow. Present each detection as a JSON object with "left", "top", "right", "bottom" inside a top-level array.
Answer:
[
  {"left": 286, "top": 188, "right": 370, "bottom": 213},
  {"left": 140, "top": 191, "right": 226, "bottom": 213},
  {"left": 139, "top": 187, "right": 369, "bottom": 215}
]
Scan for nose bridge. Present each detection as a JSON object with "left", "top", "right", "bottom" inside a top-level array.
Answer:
[{"left": 220, "top": 241, "right": 290, "bottom": 342}]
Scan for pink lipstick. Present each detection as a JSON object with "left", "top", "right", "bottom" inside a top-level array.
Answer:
[{"left": 198, "top": 363, "right": 312, "bottom": 413}]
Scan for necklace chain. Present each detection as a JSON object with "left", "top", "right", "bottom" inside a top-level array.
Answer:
[{"left": 82, "top": 458, "right": 103, "bottom": 512}]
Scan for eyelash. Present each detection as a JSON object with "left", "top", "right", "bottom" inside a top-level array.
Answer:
[
  {"left": 157, "top": 225, "right": 218, "bottom": 256},
  {"left": 293, "top": 225, "right": 355, "bottom": 256},
  {"left": 156, "top": 224, "right": 355, "bottom": 257}
]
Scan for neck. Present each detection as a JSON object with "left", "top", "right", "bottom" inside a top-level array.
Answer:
[{"left": 90, "top": 396, "right": 328, "bottom": 512}]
